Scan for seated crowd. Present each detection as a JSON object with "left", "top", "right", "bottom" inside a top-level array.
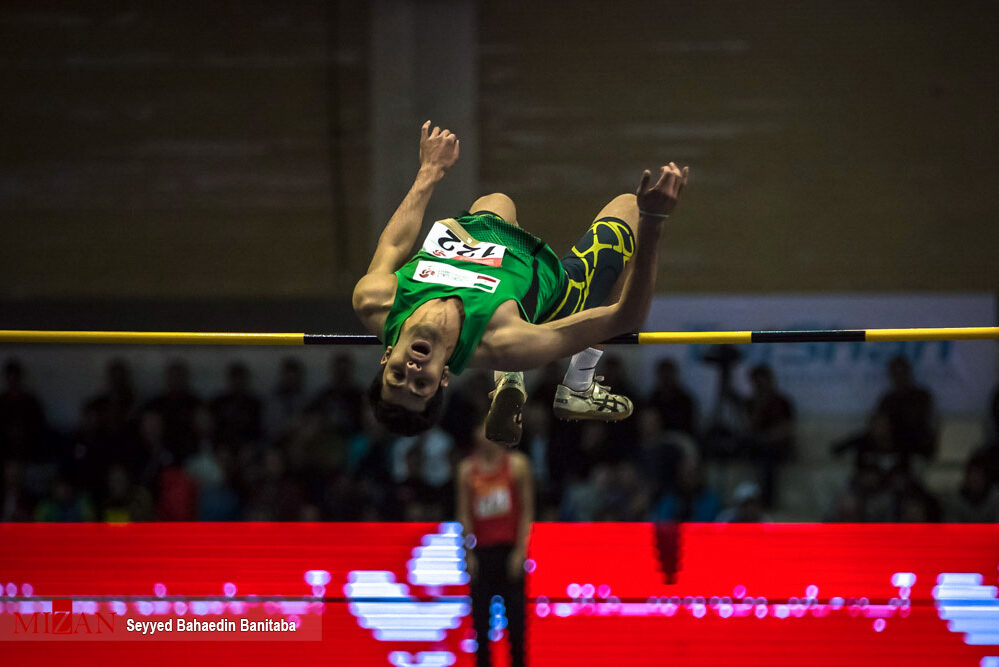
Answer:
[{"left": 1, "top": 353, "right": 997, "bottom": 524}]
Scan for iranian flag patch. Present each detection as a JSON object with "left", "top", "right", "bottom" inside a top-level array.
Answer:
[{"left": 412, "top": 260, "right": 501, "bottom": 293}]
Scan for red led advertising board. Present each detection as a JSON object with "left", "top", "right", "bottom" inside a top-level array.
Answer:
[{"left": 1, "top": 522, "right": 997, "bottom": 665}]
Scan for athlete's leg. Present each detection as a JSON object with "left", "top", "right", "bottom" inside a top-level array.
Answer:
[
  {"left": 485, "top": 370, "right": 526, "bottom": 446},
  {"left": 592, "top": 193, "right": 639, "bottom": 306},
  {"left": 552, "top": 193, "right": 638, "bottom": 421},
  {"left": 472, "top": 194, "right": 527, "bottom": 442},
  {"left": 470, "top": 193, "right": 519, "bottom": 227},
  {"left": 562, "top": 193, "right": 638, "bottom": 388},
  {"left": 544, "top": 193, "right": 637, "bottom": 322}
]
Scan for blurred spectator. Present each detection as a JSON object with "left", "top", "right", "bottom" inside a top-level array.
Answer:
[
  {"left": 101, "top": 464, "right": 154, "bottom": 522},
  {"left": 346, "top": 404, "right": 394, "bottom": 484},
  {"left": 597, "top": 461, "right": 652, "bottom": 521},
  {"left": 68, "top": 401, "right": 112, "bottom": 493},
  {"left": 831, "top": 410, "right": 900, "bottom": 476},
  {"left": 599, "top": 354, "right": 640, "bottom": 460},
  {"left": 185, "top": 407, "right": 234, "bottom": 519},
  {"left": 571, "top": 421, "right": 614, "bottom": 478},
  {"left": 521, "top": 402, "right": 550, "bottom": 486},
  {"left": 0, "top": 359, "right": 49, "bottom": 463},
  {"left": 887, "top": 465, "right": 942, "bottom": 522},
  {"left": 34, "top": 473, "right": 94, "bottom": 522},
  {"left": 635, "top": 410, "right": 690, "bottom": 500},
  {"left": 1, "top": 460, "right": 33, "bottom": 521},
  {"left": 84, "top": 358, "right": 137, "bottom": 450},
  {"left": 210, "top": 362, "right": 263, "bottom": 447},
  {"left": 266, "top": 357, "right": 307, "bottom": 440},
  {"left": 72, "top": 360, "right": 144, "bottom": 493},
  {"left": 393, "top": 441, "right": 442, "bottom": 521},
  {"left": 832, "top": 464, "right": 941, "bottom": 523},
  {"left": 456, "top": 418, "right": 533, "bottom": 667},
  {"left": 560, "top": 464, "right": 614, "bottom": 522},
  {"left": 186, "top": 407, "right": 219, "bottom": 474},
  {"left": 391, "top": 428, "right": 455, "bottom": 489},
  {"left": 645, "top": 358, "right": 697, "bottom": 437},
  {"left": 340, "top": 403, "right": 396, "bottom": 521},
  {"left": 875, "top": 356, "right": 937, "bottom": 467},
  {"left": 321, "top": 471, "right": 364, "bottom": 521},
  {"left": 942, "top": 453, "right": 999, "bottom": 522},
  {"left": 700, "top": 344, "right": 745, "bottom": 458},
  {"left": 189, "top": 445, "right": 241, "bottom": 521},
  {"left": 740, "top": 364, "right": 795, "bottom": 508},
  {"left": 978, "top": 385, "right": 999, "bottom": 483},
  {"left": 389, "top": 426, "right": 455, "bottom": 521},
  {"left": 145, "top": 360, "right": 202, "bottom": 464},
  {"left": 990, "top": 385, "right": 999, "bottom": 442},
  {"left": 0, "top": 349, "right": 988, "bottom": 527},
  {"left": 827, "top": 463, "right": 895, "bottom": 522},
  {"left": 299, "top": 504, "right": 322, "bottom": 521},
  {"left": 650, "top": 456, "right": 721, "bottom": 522},
  {"left": 73, "top": 358, "right": 138, "bottom": 492},
  {"left": 243, "top": 448, "right": 306, "bottom": 521},
  {"left": 716, "top": 481, "right": 773, "bottom": 523},
  {"left": 284, "top": 409, "right": 349, "bottom": 483},
  {"left": 309, "top": 353, "right": 364, "bottom": 437},
  {"left": 133, "top": 409, "right": 174, "bottom": 488},
  {"left": 440, "top": 371, "right": 492, "bottom": 452},
  {"left": 530, "top": 361, "right": 581, "bottom": 496},
  {"left": 157, "top": 466, "right": 198, "bottom": 521}
]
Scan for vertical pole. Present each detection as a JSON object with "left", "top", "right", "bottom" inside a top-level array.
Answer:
[{"left": 369, "top": 0, "right": 479, "bottom": 246}]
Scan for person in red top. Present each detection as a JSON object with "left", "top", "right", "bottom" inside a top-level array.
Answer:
[{"left": 457, "top": 416, "right": 534, "bottom": 667}]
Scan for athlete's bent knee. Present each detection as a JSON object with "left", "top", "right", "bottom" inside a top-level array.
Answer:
[
  {"left": 470, "top": 193, "right": 517, "bottom": 225},
  {"left": 597, "top": 193, "right": 638, "bottom": 231}
]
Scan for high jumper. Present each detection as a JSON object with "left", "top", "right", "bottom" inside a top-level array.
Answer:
[{"left": 351, "top": 121, "right": 688, "bottom": 441}]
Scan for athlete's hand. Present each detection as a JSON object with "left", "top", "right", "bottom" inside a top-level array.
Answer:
[
  {"left": 419, "top": 120, "right": 460, "bottom": 174},
  {"left": 636, "top": 162, "right": 689, "bottom": 218}
]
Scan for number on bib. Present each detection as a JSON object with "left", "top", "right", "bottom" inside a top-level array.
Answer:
[{"left": 422, "top": 221, "right": 507, "bottom": 267}]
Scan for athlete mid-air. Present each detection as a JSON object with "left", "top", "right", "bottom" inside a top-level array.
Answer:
[{"left": 352, "top": 121, "right": 689, "bottom": 441}]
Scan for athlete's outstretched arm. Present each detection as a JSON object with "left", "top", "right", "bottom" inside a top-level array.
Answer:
[
  {"left": 364, "top": 121, "right": 460, "bottom": 276},
  {"left": 609, "top": 162, "right": 689, "bottom": 331},
  {"left": 480, "top": 164, "right": 689, "bottom": 370}
]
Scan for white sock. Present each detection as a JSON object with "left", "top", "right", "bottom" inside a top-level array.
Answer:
[{"left": 563, "top": 348, "right": 602, "bottom": 391}]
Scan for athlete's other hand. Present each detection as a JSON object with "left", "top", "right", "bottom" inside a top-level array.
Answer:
[
  {"left": 636, "top": 162, "right": 689, "bottom": 218},
  {"left": 419, "top": 120, "right": 460, "bottom": 174}
]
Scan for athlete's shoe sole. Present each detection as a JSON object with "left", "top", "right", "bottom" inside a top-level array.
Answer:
[
  {"left": 552, "top": 381, "right": 633, "bottom": 422},
  {"left": 485, "top": 372, "right": 527, "bottom": 445}
]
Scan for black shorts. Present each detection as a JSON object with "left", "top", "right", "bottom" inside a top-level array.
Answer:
[{"left": 541, "top": 216, "right": 635, "bottom": 322}]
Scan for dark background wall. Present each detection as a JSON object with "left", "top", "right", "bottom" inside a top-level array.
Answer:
[
  {"left": 479, "top": 0, "right": 999, "bottom": 293},
  {"left": 1, "top": 1, "right": 997, "bottom": 329},
  {"left": 0, "top": 2, "right": 369, "bottom": 329}
]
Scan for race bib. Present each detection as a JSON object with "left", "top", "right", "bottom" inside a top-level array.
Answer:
[
  {"left": 475, "top": 486, "right": 512, "bottom": 519},
  {"left": 422, "top": 220, "right": 507, "bottom": 267},
  {"left": 412, "top": 260, "right": 500, "bottom": 293}
]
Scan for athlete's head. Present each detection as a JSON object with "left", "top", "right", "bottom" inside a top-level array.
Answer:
[{"left": 368, "top": 324, "right": 451, "bottom": 435}]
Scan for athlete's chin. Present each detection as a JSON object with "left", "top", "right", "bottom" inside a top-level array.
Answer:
[{"left": 407, "top": 323, "right": 444, "bottom": 345}]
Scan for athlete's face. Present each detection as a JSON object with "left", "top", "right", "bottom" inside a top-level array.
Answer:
[{"left": 379, "top": 336, "right": 450, "bottom": 411}]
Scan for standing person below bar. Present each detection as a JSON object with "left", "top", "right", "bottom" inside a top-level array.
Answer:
[
  {"left": 352, "top": 121, "right": 690, "bottom": 440},
  {"left": 457, "top": 415, "right": 534, "bottom": 667}
]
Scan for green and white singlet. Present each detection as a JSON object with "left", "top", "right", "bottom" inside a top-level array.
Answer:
[{"left": 381, "top": 213, "right": 567, "bottom": 374}]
